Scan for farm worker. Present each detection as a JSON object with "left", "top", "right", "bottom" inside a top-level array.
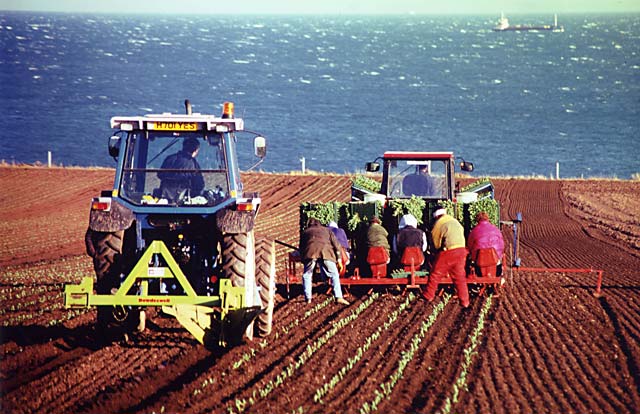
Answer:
[
  {"left": 422, "top": 208, "right": 470, "bottom": 308},
  {"left": 300, "top": 218, "right": 350, "bottom": 305},
  {"left": 402, "top": 164, "right": 437, "bottom": 197},
  {"left": 328, "top": 221, "right": 350, "bottom": 263},
  {"left": 467, "top": 211, "right": 505, "bottom": 276},
  {"left": 393, "top": 213, "right": 428, "bottom": 259},
  {"left": 367, "top": 216, "right": 391, "bottom": 257},
  {"left": 157, "top": 137, "right": 205, "bottom": 202}
]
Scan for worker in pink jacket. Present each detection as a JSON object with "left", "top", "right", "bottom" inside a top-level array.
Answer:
[{"left": 467, "top": 211, "right": 505, "bottom": 275}]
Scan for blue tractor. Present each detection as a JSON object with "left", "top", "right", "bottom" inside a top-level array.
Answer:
[{"left": 65, "top": 101, "right": 275, "bottom": 347}]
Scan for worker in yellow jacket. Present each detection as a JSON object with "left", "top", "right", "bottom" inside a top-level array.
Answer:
[{"left": 422, "top": 208, "right": 470, "bottom": 308}]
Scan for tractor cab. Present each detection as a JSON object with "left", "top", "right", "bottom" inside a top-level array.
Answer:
[
  {"left": 107, "top": 102, "right": 266, "bottom": 211},
  {"left": 366, "top": 151, "right": 473, "bottom": 200}
]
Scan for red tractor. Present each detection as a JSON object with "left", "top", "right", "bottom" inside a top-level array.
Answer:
[{"left": 285, "top": 151, "right": 521, "bottom": 295}]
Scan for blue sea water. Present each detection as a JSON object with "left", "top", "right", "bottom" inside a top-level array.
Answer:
[{"left": 1, "top": 12, "right": 639, "bottom": 178}]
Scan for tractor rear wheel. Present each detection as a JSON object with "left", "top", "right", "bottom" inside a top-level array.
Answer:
[
  {"left": 222, "top": 231, "right": 256, "bottom": 341},
  {"left": 86, "top": 228, "right": 142, "bottom": 341},
  {"left": 255, "top": 238, "right": 276, "bottom": 337},
  {"left": 86, "top": 228, "right": 123, "bottom": 294}
]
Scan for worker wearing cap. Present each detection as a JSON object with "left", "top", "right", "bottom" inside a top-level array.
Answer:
[{"left": 422, "top": 208, "right": 470, "bottom": 307}]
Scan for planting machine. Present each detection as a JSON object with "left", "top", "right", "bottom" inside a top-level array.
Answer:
[
  {"left": 285, "top": 151, "right": 521, "bottom": 295},
  {"left": 64, "top": 100, "right": 275, "bottom": 347}
]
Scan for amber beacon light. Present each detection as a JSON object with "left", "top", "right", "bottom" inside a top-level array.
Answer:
[{"left": 222, "top": 102, "right": 234, "bottom": 118}]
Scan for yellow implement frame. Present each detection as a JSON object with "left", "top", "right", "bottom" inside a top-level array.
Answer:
[{"left": 64, "top": 240, "right": 261, "bottom": 347}]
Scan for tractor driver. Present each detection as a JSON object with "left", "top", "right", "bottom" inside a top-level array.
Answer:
[
  {"left": 157, "top": 137, "right": 205, "bottom": 202},
  {"left": 402, "top": 164, "right": 437, "bottom": 197}
]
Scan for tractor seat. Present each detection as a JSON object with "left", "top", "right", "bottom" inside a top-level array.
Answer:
[
  {"left": 401, "top": 246, "right": 424, "bottom": 272},
  {"left": 367, "top": 246, "right": 389, "bottom": 278},
  {"left": 474, "top": 248, "right": 499, "bottom": 277}
]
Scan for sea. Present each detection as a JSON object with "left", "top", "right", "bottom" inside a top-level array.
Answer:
[{"left": 1, "top": 12, "right": 639, "bottom": 178}]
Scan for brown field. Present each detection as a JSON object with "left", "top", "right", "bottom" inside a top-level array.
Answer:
[{"left": 1, "top": 166, "right": 639, "bottom": 414}]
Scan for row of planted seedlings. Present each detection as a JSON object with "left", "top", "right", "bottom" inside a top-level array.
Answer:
[
  {"left": 440, "top": 294, "right": 495, "bottom": 414},
  {"left": 306, "top": 291, "right": 435, "bottom": 409},
  {"left": 358, "top": 293, "right": 495, "bottom": 414},
  {"left": 234, "top": 297, "right": 334, "bottom": 367},
  {"left": 166, "top": 295, "right": 359, "bottom": 414},
  {"left": 225, "top": 292, "right": 383, "bottom": 414},
  {"left": 175, "top": 293, "right": 493, "bottom": 413},
  {"left": 0, "top": 256, "right": 93, "bottom": 285},
  {"left": 0, "top": 283, "right": 61, "bottom": 304},
  {"left": 226, "top": 290, "right": 458, "bottom": 414},
  {"left": 1, "top": 301, "right": 88, "bottom": 327},
  {"left": 357, "top": 294, "right": 453, "bottom": 414},
  {"left": 1, "top": 258, "right": 93, "bottom": 327},
  {"left": 227, "top": 292, "right": 380, "bottom": 413}
]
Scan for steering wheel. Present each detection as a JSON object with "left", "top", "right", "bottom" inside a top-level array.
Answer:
[
  {"left": 390, "top": 182, "right": 403, "bottom": 196},
  {"left": 203, "top": 187, "right": 225, "bottom": 205},
  {"left": 175, "top": 188, "right": 189, "bottom": 205}
]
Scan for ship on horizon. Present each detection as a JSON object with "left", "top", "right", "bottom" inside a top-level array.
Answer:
[{"left": 493, "top": 12, "right": 564, "bottom": 32}]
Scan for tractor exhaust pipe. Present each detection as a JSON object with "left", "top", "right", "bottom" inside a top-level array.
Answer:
[{"left": 184, "top": 99, "right": 192, "bottom": 115}]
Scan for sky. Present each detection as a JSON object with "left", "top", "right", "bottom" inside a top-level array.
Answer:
[{"left": 1, "top": 0, "right": 639, "bottom": 15}]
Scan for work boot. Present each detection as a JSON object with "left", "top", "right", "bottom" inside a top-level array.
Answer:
[{"left": 336, "top": 297, "right": 349, "bottom": 305}]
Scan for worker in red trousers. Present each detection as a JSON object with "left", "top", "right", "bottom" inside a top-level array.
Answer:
[{"left": 422, "top": 208, "right": 470, "bottom": 308}]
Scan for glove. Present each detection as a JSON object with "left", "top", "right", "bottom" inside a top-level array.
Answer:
[{"left": 337, "top": 261, "right": 344, "bottom": 273}]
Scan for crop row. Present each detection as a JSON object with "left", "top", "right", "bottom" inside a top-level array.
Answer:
[
  {"left": 359, "top": 294, "right": 452, "bottom": 414},
  {"left": 229, "top": 296, "right": 335, "bottom": 372},
  {"left": 227, "top": 293, "right": 381, "bottom": 414},
  {"left": 441, "top": 294, "right": 494, "bottom": 414},
  {"left": 0, "top": 283, "right": 62, "bottom": 302},
  {"left": 156, "top": 295, "right": 372, "bottom": 414},
  {"left": 310, "top": 292, "right": 419, "bottom": 406},
  {"left": 1, "top": 305, "right": 88, "bottom": 327},
  {"left": 0, "top": 291, "right": 59, "bottom": 316},
  {"left": 1, "top": 256, "right": 92, "bottom": 285}
]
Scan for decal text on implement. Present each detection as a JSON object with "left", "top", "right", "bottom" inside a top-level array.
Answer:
[{"left": 138, "top": 298, "right": 171, "bottom": 304}]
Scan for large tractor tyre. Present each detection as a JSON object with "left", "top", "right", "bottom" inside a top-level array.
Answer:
[
  {"left": 255, "top": 238, "right": 276, "bottom": 337},
  {"left": 86, "top": 228, "right": 124, "bottom": 294},
  {"left": 222, "top": 231, "right": 257, "bottom": 341},
  {"left": 86, "top": 228, "right": 142, "bottom": 340}
]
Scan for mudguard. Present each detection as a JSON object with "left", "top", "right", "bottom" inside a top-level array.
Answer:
[
  {"left": 216, "top": 209, "right": 256, "bottom": 234},
  {"left": 88, "top": 199, "right": 135, "bottom": 233}
]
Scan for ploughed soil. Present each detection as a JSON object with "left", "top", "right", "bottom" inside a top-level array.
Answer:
[{"left": 1, "top": 165, "right": 639, "bottom": 414}]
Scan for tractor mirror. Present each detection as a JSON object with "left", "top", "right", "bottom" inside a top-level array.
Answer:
[
  {"left": 365, "top": 162, "right": 380, "bottom": 172},
  {"left": 460, "top": 161, "right": 474, "bottom": 172},
  {"left": 254, "top": 136, "right": 266, "bottom": 158},
  {"left": 108, "top": 135, "right": 121, "bottom": 158}
]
